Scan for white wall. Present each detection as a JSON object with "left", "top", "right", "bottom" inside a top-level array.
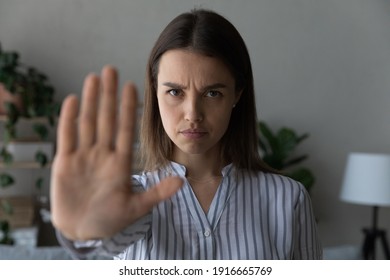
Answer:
[{"left": 1, "top": 0, "right": 390, "bottom": 250}]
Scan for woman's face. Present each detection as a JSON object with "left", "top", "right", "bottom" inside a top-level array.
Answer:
[{"left": 157, "top": 49, "right": 241, "bottom": 160}]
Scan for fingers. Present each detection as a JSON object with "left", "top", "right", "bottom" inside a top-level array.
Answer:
[
  {"left": 129, "top": 177, "right": 184, "bottom": 218},
  {"left": 78, "top": 74, "right": 99, "bottom": 149},
  {"left": 60, "top": 66, "right": 134, "bottom": 154},
  {"left": 116, "top": 82, "right": 138, "bottom": 156},
  {"left": 97, "top": 66, "right": 118, "bottom": 148},
  {"left": 57, "top": 95, "right": 79, "bottom": 155}
]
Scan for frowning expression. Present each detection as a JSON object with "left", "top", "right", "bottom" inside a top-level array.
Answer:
[{"left": 157, "top": 49, "right": 241, "bottom": 159}]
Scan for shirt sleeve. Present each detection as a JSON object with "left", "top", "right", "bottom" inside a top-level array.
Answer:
[
  {"left": 293, "top": 186, "right": 323, "bottom": 260},
  {"left": 56, "top": 175, "right": 152, "bottom": 259}
]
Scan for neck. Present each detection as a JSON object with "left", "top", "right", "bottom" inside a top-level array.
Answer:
[{"left": 173, "top": 148, "right": 225, "bottom": 179}]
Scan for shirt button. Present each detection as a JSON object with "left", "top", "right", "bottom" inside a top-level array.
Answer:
[{"left": 204, "top": 230, "right": 211, "bottom": 237}]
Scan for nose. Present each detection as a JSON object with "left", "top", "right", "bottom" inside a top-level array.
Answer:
[{"left": 184, "top": 96, "right": 203, "bottom": 123}]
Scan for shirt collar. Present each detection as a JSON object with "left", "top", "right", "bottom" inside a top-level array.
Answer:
[{"left": 165, "top": 161, "right": 235, "bottom": 178}]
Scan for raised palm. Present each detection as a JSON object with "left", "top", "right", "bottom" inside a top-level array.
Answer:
[{"left": 50, "top": 66, "right": 182, "bottom": 240}]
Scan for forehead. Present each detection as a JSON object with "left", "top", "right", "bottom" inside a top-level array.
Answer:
[{"left": 157, "top": 49, "right": 235, "bottom": 86}]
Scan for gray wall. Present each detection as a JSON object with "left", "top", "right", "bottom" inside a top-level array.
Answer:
[{"left": 1, "top": 0, "right": 390, "bottom": 250}]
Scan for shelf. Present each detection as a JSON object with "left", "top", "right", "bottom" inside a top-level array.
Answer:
[
  {"left": 0, "top": 115, "right": 50, "bottom": 123},
  {"left": 0, "top": 161, "right": 52, "bottom": 169},
  {"left": 0, "top": 196, "right": 35, "bottom": 229}
]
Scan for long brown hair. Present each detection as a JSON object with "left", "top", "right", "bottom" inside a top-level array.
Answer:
[{"left": 140, "top": 9, "right": 274, "bottom": 173}]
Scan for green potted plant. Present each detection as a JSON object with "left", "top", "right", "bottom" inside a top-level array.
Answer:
[
  {"left": 0, "top": 42, "right": 61, "bottom": 244},
  {"left": 258, "top": 121, "right": 315, "bottom": 194},
  {"left": 0, "top": 219, "right": 14, "bottom": 245}
]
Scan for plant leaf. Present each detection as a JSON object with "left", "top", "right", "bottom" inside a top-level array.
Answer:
[
  {"left": 33, "top": 123, "right": 49, "bottom": 140},
  {"left": 276, "top": 128, "right": 298, "bottom": 159},
  {"left": 4, "top": 102, "right": 19, "bottom": 124},
  {"left": 0, "top": 199, "right": 13, "bottom": 215},
  {"left": 0, "top": 220, "right": 14, "bottom": 245},
  {"left": 0, "top": 147, "right": 13, "bottom": 165},
  {"left": 296, "top": 133, "right": 309, "bottom": 144},
  {"left": 35, "top": 177, "right": 44, "bottom": 190},
  {"left": 0, "top": 173, "right": 15, "bottom": 188},
  {"left": 0, "top": 220, "right": 10, "bottom": 232},
  {"left": 284, "top": 155, "right": 308, "bottom": 168},
  {"left": 258, "top": 121, "right": 315, "bottom": 193},
  {"left": 35, "top": 150, "right": 48, "bottom": 167}
]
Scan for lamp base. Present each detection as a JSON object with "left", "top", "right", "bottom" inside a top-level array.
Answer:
[{"left": 362, "top": 228, "right": 390, "bottom": 260}]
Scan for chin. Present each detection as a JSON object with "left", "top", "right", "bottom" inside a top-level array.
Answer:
[{"left": 177, "top": 143, "right": 218, "bottom": 157}]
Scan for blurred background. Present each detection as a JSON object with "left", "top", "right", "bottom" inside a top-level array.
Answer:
[{"left": 0, "top": 0, "right": 389, "bottom": 258}]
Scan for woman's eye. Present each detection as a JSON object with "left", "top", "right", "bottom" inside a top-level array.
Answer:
[
  {"left": 167, "top": 89, "right": 181, "bottom": 96},
  {"left": 205, "top": 90, "right": 221, "bottom": 98}
]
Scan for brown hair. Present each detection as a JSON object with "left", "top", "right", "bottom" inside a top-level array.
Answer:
[{"left": 140, "top": 9, "right": 274, "bottom": 173}]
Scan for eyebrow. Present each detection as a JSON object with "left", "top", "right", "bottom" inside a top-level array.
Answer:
[{"left": 162, "top": 82, "right": 228, "bottom": 91}]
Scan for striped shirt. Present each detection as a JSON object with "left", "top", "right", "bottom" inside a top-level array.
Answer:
[{"left": 59, "top": 161, "right": 322, "bottom": 260}]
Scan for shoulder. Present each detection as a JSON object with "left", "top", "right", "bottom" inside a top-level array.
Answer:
[
  {"left": 242, "top": 169, "right": 304, "bottom": 189},
  {"left": 260, "top": 171, "right": 304, "bottom": 190},
  {"left": 238, "top": 169, "right": 309, "bottom": 205}
]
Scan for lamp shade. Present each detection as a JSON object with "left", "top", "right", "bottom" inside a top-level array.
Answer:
[{"left": 340, "top": 153, "right": 390, "bottom": 207}]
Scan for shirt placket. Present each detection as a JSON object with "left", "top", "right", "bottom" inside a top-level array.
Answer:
[
  {"left": 188, "top": 177, "right": 236, "bottom": 259},
  {"left": 169, "top": 162, "right": 235, "bottom": 260}
]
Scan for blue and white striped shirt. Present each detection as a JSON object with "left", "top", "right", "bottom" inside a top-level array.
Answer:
[{"left": 61, "top": 161, "right": 322, "bottom": 260}]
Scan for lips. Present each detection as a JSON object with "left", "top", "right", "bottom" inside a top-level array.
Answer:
[{"left": 180, "top": 128, "right": 208, "bottom": 139}]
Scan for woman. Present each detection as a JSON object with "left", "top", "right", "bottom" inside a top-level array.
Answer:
[{"left": 51, "top": 9, "right": 322, "bottom": 260}]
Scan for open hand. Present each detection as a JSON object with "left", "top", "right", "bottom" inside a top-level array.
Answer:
[{"left": 50, "top": 66, "right": 183, "bottom": 240}]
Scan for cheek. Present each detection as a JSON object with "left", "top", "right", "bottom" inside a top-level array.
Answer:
[
  {"left": 212, "top": 109, "right": 233, "bottom": 135},
  {"left": 158, "top": 101, "right": 177, "bottom": 133}
]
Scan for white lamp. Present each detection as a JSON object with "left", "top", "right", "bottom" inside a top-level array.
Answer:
[{"left": 340, "top": 152, "right": 390, "bottom": 259}]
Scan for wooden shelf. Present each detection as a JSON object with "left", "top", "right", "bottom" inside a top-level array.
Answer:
[
  {"left": 0, "top": 196, "right": 35, "bottom": 228},
  {"left": 0, "top": 115, "right": 50, "bottom": 123},
  {"left": 0, "top": 161, "right": 52, "bottom": 169}
]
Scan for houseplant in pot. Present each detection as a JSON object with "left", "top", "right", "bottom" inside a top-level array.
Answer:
[
  {"left": 258, "top": 121, "right": 315, "bottom": 194},
  {"left": 0, "top": 43, "right": 60, "bottom": 139},
  {"left": 0, "top": 42, "right": 61, "bottom": 244}
]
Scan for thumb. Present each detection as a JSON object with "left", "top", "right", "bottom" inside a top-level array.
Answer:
[{"left": 129, "top": 176, "right": 184, "bottom": 218}]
